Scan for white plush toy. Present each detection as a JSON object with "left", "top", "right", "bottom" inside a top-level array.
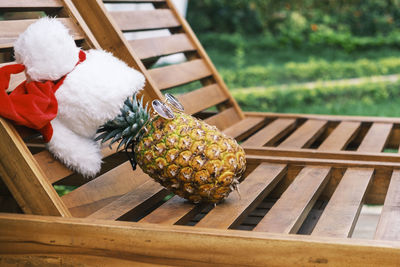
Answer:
[{"left": 11, "top": 17, "right": 145, "bottom": 177}]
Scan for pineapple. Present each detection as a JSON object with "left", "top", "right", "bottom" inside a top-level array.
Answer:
[{"left": 96, "top": 94, "right": 246, "bottom": 203}]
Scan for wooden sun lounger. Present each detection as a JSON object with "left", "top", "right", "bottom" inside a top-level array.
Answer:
[{"left": 1, "top": 0, "right": 400, "bottom": 265}]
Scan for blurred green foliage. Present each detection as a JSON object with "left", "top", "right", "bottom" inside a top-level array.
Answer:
[
  {"left": 220, "top": 57, "right": 400, "bottom": 88},
  {"left": 53, "top": 185, "right": 76, "bottom": 196},
  {"left": 187, "top": 0, "right": 400, "bottom": 50},
  {"left": 232, "top": 80, "right": 400, "bottom": 116}
]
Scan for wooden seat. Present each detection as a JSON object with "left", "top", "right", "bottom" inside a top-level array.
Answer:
[{"left": 1, "top": 0, "right": 400, "bottom": 265}]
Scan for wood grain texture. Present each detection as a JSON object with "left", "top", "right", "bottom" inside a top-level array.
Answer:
[
  {"left": 3, "top": 213, "right": 400, "bottom": 266},
  {"left": 0, "top": 18, "right": 84, "bottom": 42},
  {"left": 318, "top": 121, "right": 361, "bottom": 151},
  {"left": 129, "top": 33, "right": 195, "bottom": 60},
  {"left": 63, "top": 162, "right": 150, "bottom": 217},
  {"left": 177, "top": 84, "right": 228, "bottom": 115},
  {"left": 244, "top": 111, "right": 400, "bottom": 124},
  {"left": 195, "top": 163, "right": 287, "bottom": 229},
  {"left": 222, "top": 116, "right": 265, "bottom": 140},
  {"left": 357, "top": 123, "right": 393, "bottom": 152},
  {"left": 242, "top": 118, "right": 297, "bottom": 147},
  {"left": 148, "top": 59, "right": 212, "bottom": 90},
  {"left": 140, "top": 195, "right": 205, "bottom": 225},
  {"left": 33, "top": 151, "right": 72, "bottom": 184},
  {"left": 375, "top": 170, "right": 400, "bottom": 241},
  {"left": 205, "top": 107, "right": 242, "bottom": 130},
  {"left": 87, "top": 180, "right": 167, "bottom": 220},
  {"left": 110, "top": 10, "right": 180, "bottom": 31},
  {"left": 32, "top": 144, "right": 120, "bottom": 185},
  {"left": 311, "top": 123, "right": 388, "bottom": 237},
  {"left": 0, "top": 0, "right": 62, "bottom": 8},
  {"left": 311, "top": 168, "right": 374, "bottom": 237},
  {"left": 0, "top": 119, "right": 70, "bottom": 216},
  {"left": 71, "top": 0, "right": 164, "bottom": 103},
  {"left": 253, "top": 166, "right": 331, "bottom": 233},
  {"left": 244, "top": 147, "right": 400, "bottom": 165},
  {"left": 278, "top": 119, "right": 327, "bottom": 149},
  {"left": 245, "top": 154, "right": 400, "bottom": 169},
  {"left": 0, "top": 255, "right": 163, "bottom": 267}
]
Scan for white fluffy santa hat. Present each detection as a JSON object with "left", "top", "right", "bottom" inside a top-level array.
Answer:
[{"left": 13, "top": 17, "right": 145, "bottom": 177}]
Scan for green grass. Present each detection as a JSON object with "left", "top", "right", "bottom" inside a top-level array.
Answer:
[
  {"left": 207, "top": 46, "right": 400, "bottom": 70},
  {"left": 198, "top": 34, "right": 400, "bottom": 88},
  {"left": 205, "top": 46, "right": 400, "bottom": 88},
  {"left": 264, "top": 97, "right": 400, "bottom": 117},
  {"left": 193, "top": 35, "right": 400, "bottom": 116},
  {"left": 232, "top": 79, "right": 400, "bottom": 116}
]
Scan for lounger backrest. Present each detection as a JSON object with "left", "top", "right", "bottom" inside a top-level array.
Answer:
[
  {"left": 73, "top": 0, "right": 246, "bottom": 131},
  {"left": 0, "top": 0, "right": 144, "bottom": 217}
]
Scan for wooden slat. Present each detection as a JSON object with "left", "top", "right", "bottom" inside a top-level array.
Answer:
[
  {"left": 140, "top": 195, "right": 205, "bottom": 225},
  {"left": 318, "top": 121, "right": 361, "bottom": 151},
  {"left": 311, "top": 168, "right": 374, "bottom": 237},
  {"left": 357, "top": 123, "right": 393, "bottom": 152},
  {"left": 245, "top": 111, "right": 400, "bottom": 124},
  {"left": 242, "top": 118, "right": 297, "bottom": 147},
  {"left": 32, "top": 144, "right": 120, "bottom": 185},
  {"left": 141, "top": 164, "right": 286, "bottom": 226},
  {"left": 0, "top": 0, "right": 63, "bottom": 8},
  {"left": 87, "top": 180, "right": 167, "bottom": 220},
  {"left": 139, "top": 115, "right": 337, "bottom": 228},
  {"left": 33, "top": 151, "right": 72, "bottom": 184},
  {"left": 0, "top": 18, "right": 84, "bottom": 47},
  {"left": 279, "top": 120, "right": 327, "bottom": 149},
  {"left": 104, "top": 0, "right": 165, "bottom": 3},
  {"left": 3, "top": 213, "right": 400, "bottom": 266},
  {"left": 222, "top": 117, "right": 265, "bottom": 139},
  {"left": 62, "top": 162, "right": 150, "bottom": 217},
  {"left": 253, "top": 166, "right": 331, "bottom": 233},
  {"left": 110, "top": 10, "right": 180, "bottom": 32},
  {"left": 0, "top": 118, "right": 70, "bottom": 216},
  {"left": 148, "top": 59, "right": 212, "bottom": 90},
  {"left": 246, "top": 153, "right": 400, "bottom": 169},
  {"left": 129, "top": 33, "right": 195, "bottom": 60},
  {"left": 245, "top": 147, "right": 400, "bottom": 165},
  {"left": 0, "top": 38, "right": 17, "bottom": 50},
  {"left": 250, "top": 119, "right": 353, "bottom": 234},
  {"left": 205, "top": 107, "right": 242, "bottom": 131},
  {"left": 195, "top": 164, "right": 287, "bottom": 229},
  {"left": 311, "top": 122, "right": 389, "bottom": 237},
  {"left": 177, "top": 84, "right": 228, "bottom": 115},
  {"left": 375, "top": 170, "right": 400, "bottom": 241},
  {"left": 312, "top": 122, "right": 392, "bottom": 235}
]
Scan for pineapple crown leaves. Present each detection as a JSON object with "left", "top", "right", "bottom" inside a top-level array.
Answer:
[{"left": 95, "top": 94, "right": 150, "bottom": 151}]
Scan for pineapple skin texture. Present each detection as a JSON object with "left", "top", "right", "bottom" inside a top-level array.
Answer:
[{"left": 135, "top": 113, "right": 246, "bottom": 203}]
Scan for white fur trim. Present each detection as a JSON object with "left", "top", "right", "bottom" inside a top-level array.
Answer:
[
  {"left": 55, "top": 49, "right": 145, "bottom": 138},
  {"left": 47, "top": 118, "right": 102, "bottom": 178},
  {"left": 14, "top": 17, "right": 79, "bottom": 81}
]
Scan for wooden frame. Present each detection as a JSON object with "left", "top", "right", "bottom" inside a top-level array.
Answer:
[
  {"left": 1, "top": 0, "right": 400, "bottom": 265},
  {"left": 1, "top": 213, "right": 400, "bottom": 266}
]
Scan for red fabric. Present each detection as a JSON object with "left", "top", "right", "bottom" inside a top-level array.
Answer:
[{"left": 0, "top": 50, "right": 86, "bottom": 142}]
